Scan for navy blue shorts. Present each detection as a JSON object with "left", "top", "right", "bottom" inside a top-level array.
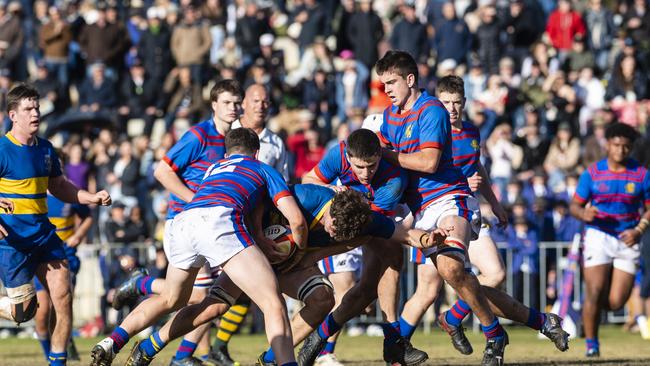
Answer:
[{"left": 0, "top": 230, "right": 66, "bottom": 289}]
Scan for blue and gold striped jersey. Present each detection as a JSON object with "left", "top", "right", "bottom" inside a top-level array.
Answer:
[
  {"left": 47, "top": 194, "right": 90, "bottom": 242},
  {"left": 0, "top": 133, "right": 62, "bottom": 247}
]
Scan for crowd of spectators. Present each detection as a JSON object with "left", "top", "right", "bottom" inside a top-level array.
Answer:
[{"left": 1, "top": 0, "right": 650, "bottom": 332}]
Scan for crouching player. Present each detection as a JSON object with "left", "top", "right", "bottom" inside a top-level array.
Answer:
[
  {"left": 93, "top": 128, "right": 308, "bottom": 366},
  {"left": 570, "top": 122, "right": 650, "bottom": 357}
]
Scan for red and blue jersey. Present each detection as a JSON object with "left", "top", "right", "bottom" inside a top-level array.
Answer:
[
  {"left": 185, "top": 155, "right": 291, "bottom": 215},
  {"left": 313, "top": 141, "right": 407, "bottom": 216},
  {"left": 452, "top": 121, "right": 481, "bottom": 178},
  {"left": 162, "top": 119, "right": 226, "bottom": 220},
  {"left": 379, "top": 91, "right": 471, "bottom": 213},
  {"left": 574, "top": 158, "right": 650, "bottom": 236}
]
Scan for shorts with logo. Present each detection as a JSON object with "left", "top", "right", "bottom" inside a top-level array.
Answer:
[
  {"left": 165, "top": 206, "right": 254, "bottom": 270},
  {"left": 318, "top": 247, "right": 363, "bottom": 275},
  {"left": 583, "top": 227, "right": 640, "bottom": 274}
]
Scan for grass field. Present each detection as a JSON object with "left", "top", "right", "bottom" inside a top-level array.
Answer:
[{"left": 1, "top": 325, "right": 649, "bottom": 365}]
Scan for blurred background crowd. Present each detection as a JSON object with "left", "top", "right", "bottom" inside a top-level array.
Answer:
[{"left": 1, "top": 0, "right": 650, "bottom": 337}]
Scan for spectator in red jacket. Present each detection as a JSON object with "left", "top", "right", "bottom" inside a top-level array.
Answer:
[{"left": 545, "top": 0, "right": 586, "bottom": 58}]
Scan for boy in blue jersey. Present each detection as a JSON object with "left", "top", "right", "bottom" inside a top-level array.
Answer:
[
  {"left": 106, "top": 183, "right": 448, "bottom": 366},
  {"left": 0, "top": 84, "right": 112, "bottom": 366},
  {"left": 34, "top": 193, "right": 92, "bottom": 361},
  {"left": 376, "top": 50, "right": 507, "bottom": 365},
  {"left": 570, "top": 122, "right": 650, "bottom": 357},
  {"left": 93, "top": 80, "right": 244, "bottom": 366},
  {"left": 302, "top": 128, "right": 428, "bottom": 365},
  {"left": 120, "top": 128, "right": 309, "bottom": 366}
]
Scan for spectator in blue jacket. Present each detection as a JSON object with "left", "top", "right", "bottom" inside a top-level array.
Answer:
[
  {"left": 508, "top": 216, "right": 541, "bottom": 308},
  {"left": 335, "top": 50, "right": 368, "bottom": 123}
]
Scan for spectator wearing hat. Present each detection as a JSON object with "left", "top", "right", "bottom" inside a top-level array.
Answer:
[
  {"left": 235, "top": 1, "right": 271, "bottom": 68},
  {"left": 117, "top": 60, "right": 160, "bottom": 138},
  {"left": 584, "top": 0, "right": 616, "bottom": 72},
  {"left": 170, "top": 4, "right": 211, "bottom": 84},
  {"left": 390, "top": 2, "right": 429, "bottom": 63},
  {"left": 434, "top": 2, "right": 471, "bottom": 67},
  {"left": 544, "top": 122, "right": 580, "bottom": 189},
  {"left": 507, "top": 216, "right": 541, "bottom": 308},
  {"left": 0, "top": 1, "right": 24, "bottom": 79},
  {"left": 38, "top": 5, "right": 71, "bottom": 89},
  {"left": 545, "top": 0, "right": 586, "bottom": 60},
  {"left": 79, "top": 5, "right": 129, "bottom": 81},
  {"left": 347, "top": 0, "right": 383, "bottom": 71},
  {"left": 335, "top": 50, "right": 369, "bottom": 124},
  {"left": 138, "top": 7, "right": 172, "bottom": 92}
]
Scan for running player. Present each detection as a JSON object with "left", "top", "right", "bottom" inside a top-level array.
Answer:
[
  {"left": 570, "top": 122, "right": 650, "bottom": 357},
  {"left": 400, "top": 75, "right": 564, "bottom": 355},
  {"left": 302, "top": 128, "right": 426, "bottom": 366},
  {"left": 34, "top": 192, "right": 92, "bottom": 361},
  {"left": 0, "top": 84, "right": 111, "bottom": 366},
  {"left": 92, "top": 79, "right": 243, "bottom": 366}
]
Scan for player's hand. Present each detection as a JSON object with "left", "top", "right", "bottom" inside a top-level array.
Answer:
[
  {"left": 467, "top": 172, "right": 482, "bottom": 192},
  {"left": 67, "top": 235, "right": 81, "bottom": 248},
  {"left": 0, "top": 223, "right": 8, "bottom": 240},
  {"left": 257, "top": 236, "right": 290, "bottom": 263},
  {"left": 426, "top": 226, "right": 454, "bottom": 247},
  {"left": 619, "top": 229, "right": 640, "bottom": 247},
  {"left": 329, "top": 185, "right": 348, "bottom": 193},
  {"left": 582, "top": 206, "right": 599, "bottom": 222},
  {"left": 0, "top": 198, "right": 14, "bottom": 213},
  {"left": 493, "top": 204, "right": 509, "bottom": 228},
  {"left": 92, "top": 190, "right": 112, "bottom": 206}
]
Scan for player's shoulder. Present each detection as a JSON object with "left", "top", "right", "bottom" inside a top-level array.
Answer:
[
  {"left": 417, "top": 92, "right": 446, "bottom": 113},
  {"left": 292, "top": 184, "right": 335, "bottom": 201},
  {"left": 461, "top": 120, "right": 480, "bottom": 135},
  {"left": 187, "top": 119, "right": 219, "bottom": 140},
  {"left": 36, "top": 136, "right": 55, "bottom": 149}
]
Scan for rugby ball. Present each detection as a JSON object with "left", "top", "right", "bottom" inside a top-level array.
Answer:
[{"left": 263, "top": 224, "right": 297, "bottom": 263}]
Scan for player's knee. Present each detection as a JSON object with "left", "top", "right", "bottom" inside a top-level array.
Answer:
[
  {"left": 299, "top": 275, "right": 335, "bottom": 310},
  {"left": 6, "top": 284, "right": 38, "bottom": 323},
  {"left": 436, "top": 257, "right": 466, "bottom": 287},
  {"left": 482, "top": 269, "right": 506, "bottom": 288},
  {"left": 607, "top": 296, "right": 626, "bottom": 311}
]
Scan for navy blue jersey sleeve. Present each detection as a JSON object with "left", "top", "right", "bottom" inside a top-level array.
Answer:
[
  {"left": 314, "top": 143, "right": 344, "bottom": 183},
  {"left": 362, "top": 212, "right": 396, "bottom": 239}
]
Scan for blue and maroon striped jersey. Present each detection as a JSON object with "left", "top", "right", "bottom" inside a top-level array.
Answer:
[
  {"left": 378, "top": 90, "right": 471, "bottom": 213},
  {"left": 314, "top": 141, "right": 407, "bottom": 216},
  {"left": 162, "top": 119, "right": 226, "bottom": 220},
  {"left": 452, "top": 121, "right": 481, "bottom": 178},
  {"left": 185, "top": 155, "right": 291, "bottom": 214},
  {"left": 574, "top": 158, "right": 650, "bottom": 235}
]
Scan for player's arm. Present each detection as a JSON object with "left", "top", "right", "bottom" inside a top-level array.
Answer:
[
  {"left": 68, "top": 206, "right": 93, "bottom": 248},
  {"left": 619, "top": 194, "right": 650, "bottom": 246},
  {"left": 569, "top": 170, "right": 597, "bottom": 222},
  {"left": 0, "top": 198, "right": 12, "bottom": 240},
  {"left": 302, "top": 145, "right": 348, "bottom": 192},
  {"left": 153, "top": 160, "right": 194, "bottom": 203},
  {"left": 390, "top": 225, "right": 451, "bottom": 249},
  {"left": 248, "top": 203, "right": 289, "bottom": 262},
  {"left": 477, "top": 162, "right": 508, "bottom": 227},
  {"left": 49, "top": 175, "right": 111, "bottom": 206},
  {"left": 383, "top": 147, "right": 441, "bottom": 174},
  {"left": 275, "top": 196, "right": 308, "bottom": 249}
]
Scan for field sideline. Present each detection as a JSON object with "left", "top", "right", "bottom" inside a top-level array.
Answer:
[{"left": 1, "top": 325, "right": 649, "bottom": 365}]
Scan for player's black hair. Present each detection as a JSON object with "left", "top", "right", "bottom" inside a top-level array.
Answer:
[
  {"left": 346, "top": 129, "right": 381, "bottom": 160},
  {"left": 6, "top": 83, "right": 39, "bottom": 114},
  {"left": 375, "top": 50, "right": 419, "bottom": 83},
  {"left": 436, "top": 75, "right": 465, "bottom": 98},
  {"left": 210, "top": 79, "right": 243, "bottom": 102},
  {"left": 330, "top": 189, "right": 372, "bottom": 242},
  {"left": 605, "top": 122, "right": 639, "bottom": 142},
  {"left": 225, "top": 128, "right": 260, "bottom": 155}
]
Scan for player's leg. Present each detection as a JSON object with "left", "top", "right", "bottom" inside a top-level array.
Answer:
[
  {"left": 0, "top": 247, "right": 40, "bottom": 324},
  {"left": 376, "top": 238, "right": 404, "bottom": 348},
  {"left": 34, "top": 278, "right": 52, "bottom": 361},
  {"left": 432, "top": 212, "right": 508, "bottom": 365},
  {"left": 260, "top": 265, "right": 335, "bottom": 365},
  {"left": 583, "top": 264, "right": 610, "bottom": 357},
  {"left": 399, "top": 253, "right": 442, "bottom": 340},
  {"left": 222, "top": 245, "right": 296, "bottom": 365},
  {"left": 606, "top": 245, "right": 640, "bottom": 311},
  {"left": 36, "top": 259, "right": 72, "bottom": 366},
  {"left": 316, "top": 270, "right": 355, "bottom": 365},
  {"left": 208, "top": 295, "right": 251, "bottom": 366}
]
